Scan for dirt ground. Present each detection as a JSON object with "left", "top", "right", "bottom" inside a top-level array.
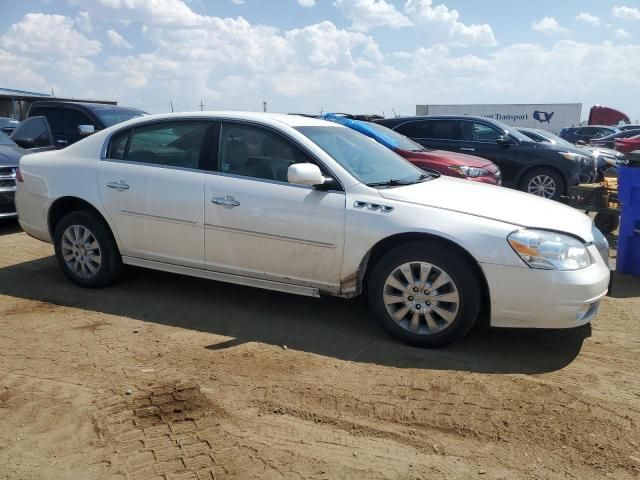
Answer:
[{"left": 0, "top": 220, "right": 639, "bottom": 480}]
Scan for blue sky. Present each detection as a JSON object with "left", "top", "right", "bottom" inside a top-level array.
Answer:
[{"left": 0, "top": 0, "right": 639, "bottom": 120}]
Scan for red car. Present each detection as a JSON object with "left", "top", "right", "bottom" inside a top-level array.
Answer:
[
  {"left": 322, "top": 114, "right": 501, "bottom": 185},
  {"left": 615, "top": 135, "right": 640, "bottom": 154}
]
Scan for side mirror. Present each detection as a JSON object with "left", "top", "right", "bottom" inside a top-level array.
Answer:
[
  {"left": 14, "top": 137, "right": 35, "bottom": 149},
  {"left": 497, "top": 135, "right": 514, "bottom": 146},
  {"left": 78, "top": 124, "right": 95, "bottom": 136},
  {"left": 288, "top": 163, "right": 325, "bottom": 186}
]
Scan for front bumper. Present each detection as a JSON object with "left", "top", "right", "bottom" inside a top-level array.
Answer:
[{"left": 481, "top": 245, "right": 610, "bottom": 329}]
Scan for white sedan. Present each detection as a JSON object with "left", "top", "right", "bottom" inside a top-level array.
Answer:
[{"left": 15, "top": 112, "right": 610, "bottom": 347}]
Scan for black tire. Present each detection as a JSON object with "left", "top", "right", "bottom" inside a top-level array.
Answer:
[
  {"left": 594, "top": 213, "right": 619, "bottom": 234},
  {"left": 368, "top": 241, "right": 482, "bottom": 348},
  {"left": 520, "top": 168, "right": 565, "bottom": 200},
  {"left": 53, "top": 210, "right": 123, "bottom": 288}
]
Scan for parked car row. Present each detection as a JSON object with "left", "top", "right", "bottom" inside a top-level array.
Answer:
[
  {"left": 15, "top": 111, "right": 610, "bottom": 348},
  {"left": 375, "top": 115, "right": 597, "bottom": 199}
]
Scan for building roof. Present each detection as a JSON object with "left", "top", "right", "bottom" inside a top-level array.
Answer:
[{"left": 0, "top": 87, "right": 116, "bottom": 105}]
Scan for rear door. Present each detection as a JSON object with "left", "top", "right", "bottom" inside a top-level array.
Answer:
[{"left": 98, "top": 120, "right": 212, "bottom": 268}]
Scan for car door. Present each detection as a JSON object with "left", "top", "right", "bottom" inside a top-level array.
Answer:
[
  {"left": 461, "top": 120, "right": 521, "bottom": 185},
  {"left": 98, "top": 120, "right": 212, "bottom": 269},
  {"left": 204, "top": 121, "right": 346, "bottom": 291}
]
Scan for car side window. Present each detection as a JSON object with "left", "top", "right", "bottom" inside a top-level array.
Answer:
[
  {"left": 65, "top": 109, "right": 96, "bottom": 136},
  {"left": 472, "top": 122, "right": 502, "bottom": 142},
  {"left": 123, "top": 121, "right": 210, "bottom": 169},
  {"left": 395, "top": 121, "right": 425, "bottom": 138},
  {"left": 422, "top": 120, "right": 461, "bottom": 140},
  {"left": 108, "top": 129, "right": 130, "bottom": 160},
  {"left": 219, "top": 123, "right": 316, "bottom": 182},
  {"left": 31, "top": 108, "right": 64, "bottom": 136}
]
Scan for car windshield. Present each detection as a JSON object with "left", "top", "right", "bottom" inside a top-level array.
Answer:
[
  {"left": 0, "top": 130, "right": 16, "bottom": 146},
  {"left": 297, "top": 126, "right": 429, "bottom": 186},
  {"left": 355, "top": 121, "right": 427, "bottom": 152},
  {"left": 93, "top": 108, "right": 147, "bottom": 127}
]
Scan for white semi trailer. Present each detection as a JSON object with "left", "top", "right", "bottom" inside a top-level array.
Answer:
[{"left": 415, "top": 103, "right": 582, "bottom": 134}]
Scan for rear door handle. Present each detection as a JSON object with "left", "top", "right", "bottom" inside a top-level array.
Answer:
[
  {"left": 460, "top": 147, "right": 475, "bottom": 152},
  {"left": 106, "top": 180, "right": 130, "bottom": 191},
  {"left": 211, "top": 195, "right": 240, "bottom": 207},
  {"left": 56, "top": 139, "right": 68, "bottom": 145}
]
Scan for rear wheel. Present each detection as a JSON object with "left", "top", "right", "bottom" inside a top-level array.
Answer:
[
  {"left": 521, "top": 168, "right": 565, "bottom": 200},
  {"left": 53, "top": 211, "right": 123, "bottom": 288},
  {"left": 368, "top": 241, "right": 482, "bottom": 348}
]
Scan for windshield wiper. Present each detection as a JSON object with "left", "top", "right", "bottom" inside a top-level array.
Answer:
[{"left": 366, "top": 173, "right": 433, "bottom": 187}]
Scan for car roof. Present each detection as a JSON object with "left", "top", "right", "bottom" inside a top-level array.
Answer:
[
  {"left": 30, "top": 101, "right": 146, "bottom": 112},
  {"left": 108, "top": 111, "right": 340, "bottom": 129},
  {"left": 377, "top": 114, "right": 505, "bottom": 124}
]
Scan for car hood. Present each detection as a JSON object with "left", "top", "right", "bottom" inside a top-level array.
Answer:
[
  {"left": 396, "top": 148, "right": 491, "bottom": 167},
  {"left": 377, "top": 177, "right": 594, "bottom": 241},
  {"left": 0, "top": 145, "right": 24, "bottom": 166}
]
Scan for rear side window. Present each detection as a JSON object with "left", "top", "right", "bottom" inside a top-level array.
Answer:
[
  {"left": 121, "top": 121, "right": 210, "bottom": 169},
  {"left": 410, "top": 120, "right": 461, "bottom": 140},
  {"left": 108, "top": 129, "right": 130, "bottom": 160}
]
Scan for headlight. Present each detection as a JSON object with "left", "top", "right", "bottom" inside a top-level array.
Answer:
[
  {"left": 559, "top": 152, "right": 592, "bottom": 166},
  {"left": 508, "top": 229, "right": 592, "bottom": 270},
  {"left": 448, "top": 165, "right": 488, "bottom": 178}
]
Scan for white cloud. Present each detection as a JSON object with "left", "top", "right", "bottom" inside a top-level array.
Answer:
[
  {"left": 615, "top": 28, "right": 630, "bottom": 38},
  {"left": 531, "top": 17, "right": 571, "bottom": 35},
  {"left": 75, "top": 10, "right": 93, "bottom": 33},
  {"left": 231, "top": 0, "right": 245, "bottom": 4},
  {"left": 69, "top": 0, "right": 204, "bottom": 26},
  {"left": 0, "top": 13, "right": 101, "bottom": 57},
  {"left": 334, "top": 0, "right": 412, "bottom": 31},
  {"left": 3, "top": 1, "right": 640, "bottom": 120},
  {"left": 404, "top": 0, "right": 496, "bottom": 47},
  {"left": 107, "top": 29, "right": 133, "bottom": 49},
  {"left": 298, "top": 0, "right": 316, "bottom": 6},
  {"left": 612, "top": 6, "right": 640, "bottom": 21},
  {"left": 576, "top": 12, "right": 600, "bottom": 26}
]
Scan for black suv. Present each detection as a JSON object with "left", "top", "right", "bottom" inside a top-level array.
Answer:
[
  {"left": 21, "top": 101, "right": 146, "bottom": 149},
  {"left": 375, "top": 115, "right": 596, "bottom": 199}
]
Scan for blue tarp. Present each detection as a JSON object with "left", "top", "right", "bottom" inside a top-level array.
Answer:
[{"left": 320, "top": 113, "right": 399, "bottom": 150}]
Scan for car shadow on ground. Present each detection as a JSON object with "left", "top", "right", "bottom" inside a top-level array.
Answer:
[
  {"left": 0, "top": 220, "right": 21, "bottom": 236},
  {"left": 0, "top": 255, "right": 596, "bottom": 375}
]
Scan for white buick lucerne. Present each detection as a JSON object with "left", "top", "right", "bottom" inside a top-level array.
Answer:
[{"left": 15, "top": 112, "right": 610, "bottom": 347}]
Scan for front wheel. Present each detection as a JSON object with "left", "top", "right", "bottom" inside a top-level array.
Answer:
[
  {"left": 521, "top": 168, "right": 565, "bottom": 200},
  {"left": 53, "top": 211, "right": 123, "bottom": 288},
  {"left": 368, "top": 241, "right": 482, "bottom": 348}
]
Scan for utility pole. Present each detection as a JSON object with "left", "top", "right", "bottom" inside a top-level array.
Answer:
[
  {"left": 170, "top": 100, "right": 174, "bottom": 113},
  {"left": 200, "top": 100, "right": 204, "bottom": 111},
  {"left": 263, "top": 100, "right": 267, "bottom": 112}
]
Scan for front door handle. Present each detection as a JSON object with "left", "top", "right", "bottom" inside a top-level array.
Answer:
[
  {"left": 106, "top": 180, "right": 130, "bottom": 191},
  {"left": 460, "top": 147, "right": 475, "bottom": 152},
  {"left": 211, "top": 195, "right": 240, "bottom": 207}
]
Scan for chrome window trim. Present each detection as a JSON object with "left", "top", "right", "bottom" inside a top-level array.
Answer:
[{"left": 99, "top": 115, "right": 347, "bottom": 192}]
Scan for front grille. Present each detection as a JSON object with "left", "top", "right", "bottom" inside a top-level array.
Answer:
[
  {"left": 592, "top": 226, "right": 610, "bottom": 264},
  {"left": 0, "top": 167, "right": 17, "bottom": 191}
]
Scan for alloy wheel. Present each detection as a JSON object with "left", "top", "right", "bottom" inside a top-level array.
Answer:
[
  {"left": 61, "top": 224, "right": 102, "bottom": 279},
  {"left": 382, "top": 261, "right": 460, "bottom": 335},
  {"left": 527, "top": 174, "right": 557, "bottom": 198}
]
